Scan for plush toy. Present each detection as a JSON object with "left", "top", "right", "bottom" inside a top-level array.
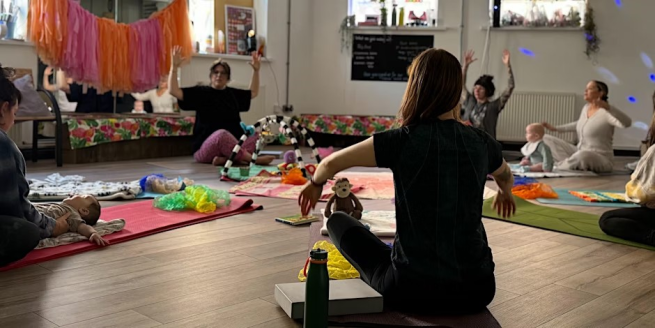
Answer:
[
  {"left": 325, "top": 178, "right": 363, "bottom": 220},
  {"left": 240, "top": 122, "right": 255, "bottom": 137},
  {"left": 284, "top": 150, "right": 296, "bottom": 164}
]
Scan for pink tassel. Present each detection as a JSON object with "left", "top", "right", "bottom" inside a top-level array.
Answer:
[
  {"left": 129, "top": 18, "right": 163, "bottom": 92},
  {"left": 61, "top": 1, "right": 98, "bottom": 86}
]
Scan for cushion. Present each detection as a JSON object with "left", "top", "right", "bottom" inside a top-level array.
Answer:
[{"left": 12, "top": 75, "right": 51, "bottom": 117}]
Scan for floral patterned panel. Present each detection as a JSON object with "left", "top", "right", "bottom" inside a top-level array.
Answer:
[
  {"left": 66, "top": 116, "right": 195, "bottom": 149},
  {"left": 299, "top": 114, "right": 398, "bottom": 136}
]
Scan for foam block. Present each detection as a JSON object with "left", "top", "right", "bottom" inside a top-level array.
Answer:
[{"left": 275, "top": 279, "right": 383, "bottom": 320}]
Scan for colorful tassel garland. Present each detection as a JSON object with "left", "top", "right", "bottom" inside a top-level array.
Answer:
[{"left": 27, "top": 0, "right": 193, "bottom": 93}]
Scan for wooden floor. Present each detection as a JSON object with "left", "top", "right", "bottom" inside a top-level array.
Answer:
[{"left": 0, "top": 151, "right": 653, "bottom": 328}]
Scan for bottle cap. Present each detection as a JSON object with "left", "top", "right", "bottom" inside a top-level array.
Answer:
[{"left": 310, "top": 248, "right": 328, "bottom": 260}]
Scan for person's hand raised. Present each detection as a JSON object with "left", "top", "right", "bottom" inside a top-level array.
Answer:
[
  {"left": 171, "top": 46, "right": 184, "bottom": 68},
  {"left": 502, "top": 49, "right": 511, "bottom": 66},
  {"left": 464, "top": 50, "right": 477, "bottom": 66},
  {"left": 249, "top": 51, "right": 261, "bottom": 72}
]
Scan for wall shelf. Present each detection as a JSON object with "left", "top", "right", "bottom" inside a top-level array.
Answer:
[
  {"left": 480, "top": 26, "right": 582, "bottom": 31},
  {"left": 349, "top": 26, "right": 447, "bottom": 32},
  {"left": 0, "top": 39, "right": 34, "bottom": 47},
  {"left": 192, "top": 53, "right": 271, "bottom": 62}
]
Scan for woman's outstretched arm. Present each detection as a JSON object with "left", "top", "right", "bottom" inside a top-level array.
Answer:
[
  {"left": 249, "top": 52, "right": 261, "bottom": 99},
  {"left": 462, "top": 50, "right": 477, "bottom": 97},
  {"left": 498, "top": 50, "right": 515, "bottom": 111},
  {"left": 312, "top": 137, "right": 376, "bottom": 185},
  {"left": 168, "top": 46, "right": 184, "bottom": 100}
]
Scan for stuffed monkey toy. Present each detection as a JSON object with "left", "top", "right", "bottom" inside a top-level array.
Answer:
[{"left": 325, "top": 178, "right": 363, "bottom": 220}]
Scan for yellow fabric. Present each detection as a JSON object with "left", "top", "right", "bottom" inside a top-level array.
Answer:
[
  {"left": 625, "top": 144, "right": 655, "bottom": 209},
  {"left": 298, "top": 241, "right": 360, "bottom": 282}
]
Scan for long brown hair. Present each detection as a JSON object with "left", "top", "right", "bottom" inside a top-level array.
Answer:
[{"left": 398, "top": 49, "right": 463, "bottom": 127}]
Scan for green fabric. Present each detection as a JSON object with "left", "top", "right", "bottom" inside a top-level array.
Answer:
[
  {"left": 219, "top": 165, "right": 278, "bottom": 181},
  {"left": 482, "top": 197, "right": 655, "bottom": 250}
]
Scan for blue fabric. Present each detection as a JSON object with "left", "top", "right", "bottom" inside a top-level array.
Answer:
[{"left": 536, "top": 188, "right": 639, "bottom": 208}]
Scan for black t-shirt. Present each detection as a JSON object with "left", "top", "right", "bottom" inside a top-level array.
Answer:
[
  {"left": 373, "top": 119, "right": 503, "bottom": 287},
  {"left": 178, "top": 86, "right": 252, "bottom": 152}
]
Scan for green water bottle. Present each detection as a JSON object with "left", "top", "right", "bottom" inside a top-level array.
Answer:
[{"left": 304, "top": 248, "right": 329, "bottom": 328}]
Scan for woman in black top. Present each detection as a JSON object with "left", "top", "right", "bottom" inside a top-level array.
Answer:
[
  {"left": 298, "top": 49, "right": 516, "bottom": 314},
  {"left": 460, "top": 49, "right": 515, "bottom": 140},
  {"left": 168, "top": 46, "right": 275, "bottom": 166}
]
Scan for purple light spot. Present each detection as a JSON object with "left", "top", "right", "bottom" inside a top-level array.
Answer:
[
  {"left": 519, "top": 47, "right": 535, "bottom": 57},
  {"left": 650, "top": 74, "right": 655, "bottom": 82},
  {"left": 634, "top": 121, "right": 648, "bottom": 131},
  {"left": 642, "top": 52, "right": 653, "bottom": 68},
  {"left": 615, "top": 0, "right": 622, "bottom": 8},
  {"left": 595, "top": 67, "right": 619, "bottom": 84},
  {"left": 628, "top": 96, "right": 637, "bottom": 103}
]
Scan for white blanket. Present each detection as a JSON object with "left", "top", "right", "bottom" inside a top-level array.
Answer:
[
  {"left": 28, "top": 173, "right": 142, "bottom": 201},
  {"left": 36, "top": 218, "right": 126, "bottom": 249},
  {"left": 319, "top": 187, "right": 498, "bottom": 237},
  {"left": 509, "top": 164, "right": 598, "bottom": 178}
]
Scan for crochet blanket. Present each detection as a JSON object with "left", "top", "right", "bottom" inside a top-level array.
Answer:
[
  {"left": 28, "top": 173, "right": 142, "bottom": 201},
  {"left": 36, "top": 218, "right": 126, "bottom": 249}
]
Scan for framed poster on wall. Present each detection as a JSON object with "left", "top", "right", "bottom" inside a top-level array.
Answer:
[{"left": 225, "top": 5, "right": 255, "bottom": 55}]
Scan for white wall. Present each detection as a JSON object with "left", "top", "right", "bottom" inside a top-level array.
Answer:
[{"left": 291, "top": 0, "right": 653, "bottom": 150}]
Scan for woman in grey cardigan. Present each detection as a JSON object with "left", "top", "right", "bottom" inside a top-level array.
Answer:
[
  {"left": 461, "top": 49, "right": 515, "bottom": 139},
  {"left": 542, "top": 81, "right": 632, "bottom": 173}
]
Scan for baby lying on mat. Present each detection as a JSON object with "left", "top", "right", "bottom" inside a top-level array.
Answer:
[
  {"left": 518, "top": 123, "right": 554, "bottom": 172},
  {"left": 34, "top": 195, "right": 109, "bottom": 246}
]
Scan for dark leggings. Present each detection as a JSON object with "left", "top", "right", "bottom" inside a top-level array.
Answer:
[
  {"left": 0, "top": 216, "right": 41, "bottom": 267},
  {"left": 599, "top": 207, "right": 655, "bottom": 246},
  {"left": 326, "top": 212, "right": 495, "bottom": 314}
]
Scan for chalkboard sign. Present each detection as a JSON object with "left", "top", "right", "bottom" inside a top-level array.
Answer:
[{"left": 351, "top": 34, "right": 434, "bottom": 82}]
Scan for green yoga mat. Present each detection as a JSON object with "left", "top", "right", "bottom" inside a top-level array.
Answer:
[
  {"left": 218, "top": 165, "right": 278, "bottom": 181},
  {"left": 536, "top": 188, "right": 639, "bottom": 208},
  {"left": 482, "top": 197, "right": 655, "bottom": 250}
]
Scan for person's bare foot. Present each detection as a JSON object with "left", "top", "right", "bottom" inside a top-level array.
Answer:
[
  {"left": 254, "top": 155, "right": 275, "bottom": 166},
  {"left": 212, "top": 156, "right": 228, "bottom": 166}
]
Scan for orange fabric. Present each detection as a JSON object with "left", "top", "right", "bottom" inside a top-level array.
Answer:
[
  {"left": 152, "top": 0, "right": 194, "bottom": 75},
  {"left": 27, "top": 0, "right": 192, "bottom": 93},
  {"left": 512, "top": 183, "right": 558, "bottom": 200},
  {"left": 28, "top": 0, "right": 68, "bottom": 67}
]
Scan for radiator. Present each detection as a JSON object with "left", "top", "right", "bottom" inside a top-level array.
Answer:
[
  {"left": 496, "top": 92, "right": 578, "bottom": 144},
  {"left": 6, "top": 122, "right": 32, "bottom": 147}
]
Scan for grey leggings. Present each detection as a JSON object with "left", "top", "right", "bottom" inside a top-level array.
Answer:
[{"left": 0, "top": 216, "right": 40, "bottom": 267}]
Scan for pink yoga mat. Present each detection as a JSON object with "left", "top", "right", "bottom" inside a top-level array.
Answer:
[{"left": 1, "top": 198, "right": 262, "bottom": 271}]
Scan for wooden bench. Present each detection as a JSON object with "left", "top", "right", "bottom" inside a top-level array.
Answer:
[{"left": 14, "top": 88, "right": 64, "bottom": 167}]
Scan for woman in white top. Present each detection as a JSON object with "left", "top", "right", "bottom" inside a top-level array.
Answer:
[
  {"left": 42, "top": 67, "right": 77, "bottom": 112},
  {"left": 541, "top": 80, "right": 632, "bottom": 173},
  {"left": 131, "top": 75, "right": 177, "bottom": 113}
]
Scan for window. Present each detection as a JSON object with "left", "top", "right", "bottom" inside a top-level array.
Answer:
[
  {"left": 491, "top": 0, "right": 586, "bottom": 28},
  {"left": 1, "top": 0, "right": 29, "bottom": 41},
  {"left": 189, "top": 0, "right": 215, "bottom": 53},
  {"left": 349, "top": 0, "right": 439, "bottom": 28}
]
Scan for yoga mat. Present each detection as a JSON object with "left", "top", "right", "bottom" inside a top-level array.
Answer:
[
  {"left": 337, "top": 172, "right": 395, "bottom": 200},
  {"left": 307, "top": 221, "right": 501, "bottom": 328},
  {"left": 1, "top": 198, "right": 262, "bottom": 271},
  {"left": 481, "top": 197, "right": 655, "bottom": 250},
  {"left": 230, "top": 174, "right": 363, "bottom": 201},
  {"left": 536, "top": 188, "right": 639, "bottom": 208},
  {"left": 218, "top": 165, "right": 279, "bottom": 182}
]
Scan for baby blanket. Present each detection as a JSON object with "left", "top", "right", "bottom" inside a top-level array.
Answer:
[
  {"left": 28, "top": 173, "right": 142, "bottom": 201},
  {"left": 36, "top": 218, "right": 126, "bottom": 249}
]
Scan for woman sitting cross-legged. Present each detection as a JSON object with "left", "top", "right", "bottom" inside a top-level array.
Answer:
[
  {"left": 0, "top": 65, "right": 71, "bottom": 267},
  {"left": 298, "top": 48, "right": 516, "bottom": 314},
  {"left": 168, "top": 46, "right": 275, "bottom": 166},
  {"left": 599, "top": 112, "right": 655, "bottom": 246},
  {"left": 542, "top": 80, "right": 632, "bottom": 173}
]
